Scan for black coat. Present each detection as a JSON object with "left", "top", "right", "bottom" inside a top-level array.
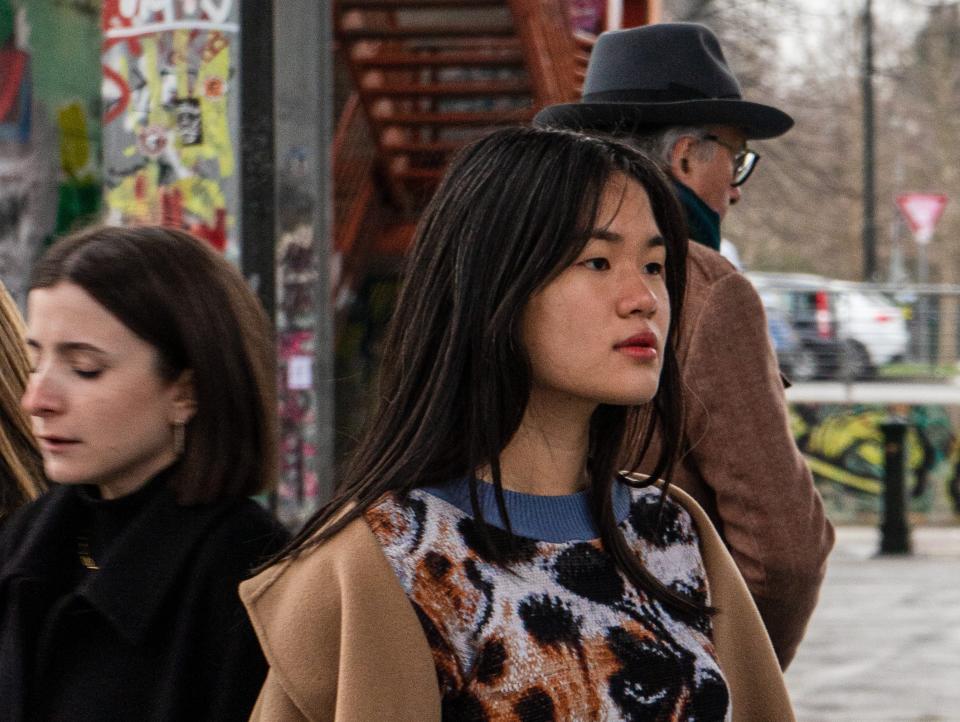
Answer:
[{"left": 0, "top": 481, "right": 289, "bottom": 721}]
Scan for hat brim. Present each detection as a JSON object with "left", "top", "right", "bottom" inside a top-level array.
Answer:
[{"left": 534, "top": 99, "right": 794, "bottom": 140}]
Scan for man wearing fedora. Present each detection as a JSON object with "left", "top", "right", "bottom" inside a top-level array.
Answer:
[{"left": 536, "top": 22, "right": 834, "bottom": 669}]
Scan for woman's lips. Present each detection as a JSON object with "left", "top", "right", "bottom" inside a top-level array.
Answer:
[
  {"left": 614, "top": 333, "right": 658, "bottom": 360},
  {"left": 38, "top": 436, "right": 81, "bottom": 452}
]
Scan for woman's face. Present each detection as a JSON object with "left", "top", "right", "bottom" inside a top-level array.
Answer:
[
  {"left": 22, "top": 282, "right": 190, "bottom": 499},
  {"left": 522, "top": 176, "right": 671, "bottom": 410}
]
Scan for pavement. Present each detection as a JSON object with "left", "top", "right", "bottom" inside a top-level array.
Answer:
[{"left": 786, "top": 525, "right": 960, "bottom": 721}]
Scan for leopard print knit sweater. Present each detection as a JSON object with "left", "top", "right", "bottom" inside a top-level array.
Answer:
[{"left": 364, "top": 479, "right": 731, "bottom": 721}]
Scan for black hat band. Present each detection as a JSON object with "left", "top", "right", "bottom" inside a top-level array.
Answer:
[{"left": 582, "top": 85, "right": 742, "bottom": 104}]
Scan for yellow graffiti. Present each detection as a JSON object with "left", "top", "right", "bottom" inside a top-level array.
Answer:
[
  {"left": 801, "top": 409, "right": 928, "bottom": 494},
  {"left": 104, "top": 27, "right": 237, "bottom": 252},
  {"left": 106, "top": 167, "right": 163, "bottom": 225},
  {"left": 175, "top": 30, "right": 191, "bottom": 98},
  {"left": 789, "top": 408, "right": 810, "bottom": 441},
  {"left": 804, "top": 456, "right": 883, "bottom": 495},
  {"left": 57, "top": 103, "right": 91, "bottom": 178},
  {"left": 808, "top": 411, "right": 881, "bottom": 460},
  {"left": 172, "top": 176, "right": 225, "bottom": 223},
  {"left": 106, "top": 169, "right": 227, "bottom": 228},
  {"left": 178, "top": 31, "right": 234, "bottom": 177},
  {"left": 150, "top": 40, "right": 167, "bottom": 126}
]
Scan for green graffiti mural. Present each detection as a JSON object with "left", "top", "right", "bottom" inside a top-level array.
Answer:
[
  {"left": 5, "top": 1, "right": 103, "bottom": 243},
  {"left": 54, "top": 100, "right": 100, "bottom": 237},
  {"left": 0, "top": 1, "right": 14, "bottom": 45},
  {"left": 2, "top": 1, "right": 102, "bottom": 302},
  {"left": 791, "top": 404, "right": 959, "bottom": 520}
]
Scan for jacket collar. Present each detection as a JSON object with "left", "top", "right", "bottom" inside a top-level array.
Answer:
[
  {"left": 673, "top": 179, "right": 722, "bottom": 251},
  {"left": 0, "top": 482, "right": 232, "bottom": 645}
]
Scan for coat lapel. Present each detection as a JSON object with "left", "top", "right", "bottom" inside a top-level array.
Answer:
[
  {"left": 1, "top": 482, "right": 233, "bottom": 647},
  {"left": 77, "top": 489, "right": 232, "bottom": 645}
]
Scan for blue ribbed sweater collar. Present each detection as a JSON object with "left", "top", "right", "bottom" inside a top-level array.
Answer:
[{"left": 422, "top": 477, "right": 633, "bottom": 543}]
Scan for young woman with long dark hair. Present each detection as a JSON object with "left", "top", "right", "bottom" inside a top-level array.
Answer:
[
  {"left": 243, "top": 127, "right": 792, "bottom": 721},
  {"left": 0, "top": 226, "right": 288, "bottom": 721}
]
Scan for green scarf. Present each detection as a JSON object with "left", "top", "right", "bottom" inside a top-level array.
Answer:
[{"left": 673, "top": 180, "right": 721, "bottom": 251}]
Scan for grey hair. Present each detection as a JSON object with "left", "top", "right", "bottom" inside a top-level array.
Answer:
[{"left": 599, "top": 126, "right": 716, "bottom": 170}]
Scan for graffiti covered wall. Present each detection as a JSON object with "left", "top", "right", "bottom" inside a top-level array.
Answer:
[
  {"left": 0, "top": 0, "right": 102, "bottom": 305},
  {"left": 793, "top": 404, "right": 960, "bottom": 522},
  {"left": 101, "top": 0, "right": 240, "bottom": 260}
]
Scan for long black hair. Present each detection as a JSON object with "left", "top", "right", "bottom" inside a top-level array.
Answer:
[{"left": 281, "top": 126, "right": 699, "bottom": 615}]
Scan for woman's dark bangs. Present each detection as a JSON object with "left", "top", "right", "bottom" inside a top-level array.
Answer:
[{"left": 535, "top": 154, "right": 614, "bottom": 289}]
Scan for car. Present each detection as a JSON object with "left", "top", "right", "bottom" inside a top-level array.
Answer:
[
  {"left": 763, "top": 303, "right": 820, "bottom": 382},
  {"left": 747, "top": 272, "right": 845, "bottom": 381},
  {"left": 829, "top": 284, "right": 909, "bottom": 377},
  {"left": 746, "top": 272, "right": 909, "bottom": 380}
]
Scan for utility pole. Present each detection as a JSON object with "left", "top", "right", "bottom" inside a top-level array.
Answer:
[
  {"left": 862, "top": 0, "right": 878, "bottom": 281},
  {"left": 888, "top": 131, "right": 907, "bottom": 285}
]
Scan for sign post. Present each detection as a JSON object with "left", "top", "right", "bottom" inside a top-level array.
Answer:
[
  {"left": 896, "top": 193, "right": 948, "bottom": 367},
  {"left": 896, "top": 193, "right": 948, "bottom": 248}
]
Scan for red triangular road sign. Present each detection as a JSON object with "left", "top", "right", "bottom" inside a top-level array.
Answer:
[{"left": 897, "top": 193, "right": 948, "bottom": 244}]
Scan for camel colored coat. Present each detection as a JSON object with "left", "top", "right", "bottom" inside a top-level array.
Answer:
[{"left": 240, "top": 485, "right": 794, "bottom": 722}]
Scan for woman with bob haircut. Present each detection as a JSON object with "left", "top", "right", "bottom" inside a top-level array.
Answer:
[
  {"left": 0, "top": 281, "right": 44, "bottom": 523},
  {"left": 0, "top": 226, "right": 289, "bottom": 721},
  {"left": 242, "top": 126, "right": 793, "bottom": 720}
]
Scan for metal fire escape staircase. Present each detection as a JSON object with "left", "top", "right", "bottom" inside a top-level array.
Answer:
[{"left": 332, "top": 0, "right": 596, "bottom": 312}]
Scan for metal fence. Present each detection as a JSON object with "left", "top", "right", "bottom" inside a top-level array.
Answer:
[{"left": 747, "top": 273, "right": 960, "bottom": 390}]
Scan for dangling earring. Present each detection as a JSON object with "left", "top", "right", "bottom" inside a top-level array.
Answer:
[{"left": 173, "top": 421, "right": 186, "bottom": 457}]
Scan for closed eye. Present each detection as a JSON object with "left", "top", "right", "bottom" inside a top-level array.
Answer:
[{"left": 74, "top": 368, "right": 103, "bottom": 379}]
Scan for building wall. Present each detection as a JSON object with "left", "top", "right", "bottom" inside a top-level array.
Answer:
[
  {"left": 0, "top": 0, "right": 102, "bottom": 306},
  {"left": 101, "top": 0, "right": 241, "bottom": 261},
  {"left": 793, "top": 403, "right": 960, "bottom": 522}
]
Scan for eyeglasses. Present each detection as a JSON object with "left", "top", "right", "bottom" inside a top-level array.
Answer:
[{"left": 702, "top": 134, "right": 760, "bottom": 187}]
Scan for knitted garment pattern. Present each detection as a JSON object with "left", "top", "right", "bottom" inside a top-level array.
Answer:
[{"left": 364, "top": 485, "right": 731, "bottom": 721}]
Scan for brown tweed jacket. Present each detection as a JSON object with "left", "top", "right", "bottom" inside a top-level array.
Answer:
[
  {"left": 641, "top": 241, "right": 835, "bottom": 669},
  {"left": 240, "top": 485, "right": 794, "bottom": 722}
]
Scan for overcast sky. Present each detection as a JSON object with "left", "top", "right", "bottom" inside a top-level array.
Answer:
[{"left": 770, "top": 0, "right": 931, "bottom": 79}]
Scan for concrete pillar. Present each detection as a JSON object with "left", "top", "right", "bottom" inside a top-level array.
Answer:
[{"left": 272, "top": 0, "right": 335, "bottom": 525}]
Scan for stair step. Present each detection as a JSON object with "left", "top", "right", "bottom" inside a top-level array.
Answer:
[
  {"left": 340, "top": 24, "right": 515, "bottom": 40},
  {"left": 362, "top": 79, "right": 531, "bottom": 97},
  {"left": 377, "top": 108, "right": 534, "bottom": 126},
  {"left": 354, "top": 48, "right": 525, "bottom": 68},
  {"left": 340, "top": 0, "right": 506, "bottom": 7}
]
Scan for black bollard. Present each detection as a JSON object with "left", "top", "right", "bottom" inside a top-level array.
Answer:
[{"left": 879, "top": 419, "right": 911, "bottom": 555}]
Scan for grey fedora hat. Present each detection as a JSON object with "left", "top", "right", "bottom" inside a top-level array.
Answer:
[{"left": 535, "top": 23, "right": 793, "bottom": 139}]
